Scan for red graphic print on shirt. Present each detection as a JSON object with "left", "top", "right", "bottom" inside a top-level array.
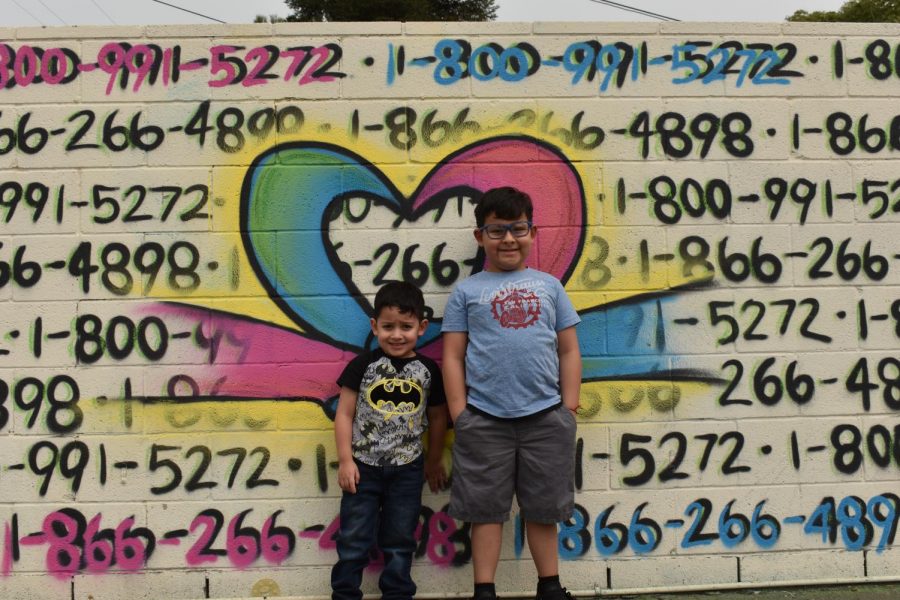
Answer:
[{"left": 491, "top": 287, "right": 541, "bottom": 329}]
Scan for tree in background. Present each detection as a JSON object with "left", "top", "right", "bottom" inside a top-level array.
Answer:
[
  {"left": 254, "top": 14, "right": 288, "bottom": 22},
  {"left": 787, "top": 0, "right": 900, "bottom": 22},
  {"left": 284, "top": 0, "right": 498, "bottom": 21}
]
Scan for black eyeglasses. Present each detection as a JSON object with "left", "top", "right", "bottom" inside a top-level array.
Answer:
[{"left": 479, "top": 221, "right": 533, "bottom": 240}]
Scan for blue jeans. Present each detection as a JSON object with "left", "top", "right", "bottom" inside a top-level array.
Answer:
[{"left": 331, "top": 455, "right": 424, "bottom": 600}]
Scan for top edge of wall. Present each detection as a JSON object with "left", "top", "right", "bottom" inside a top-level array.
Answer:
[{"left": 4, "top": 21, "right": 900, "bottom": 40}]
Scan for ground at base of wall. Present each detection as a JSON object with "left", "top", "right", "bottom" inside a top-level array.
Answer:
[{"left": 608, "top": 582, "right": 900, "bottom": 599}]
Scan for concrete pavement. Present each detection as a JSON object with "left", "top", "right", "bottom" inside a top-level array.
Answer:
[{"left": 612, "top": 582, "right": 900, "bottom": 599}]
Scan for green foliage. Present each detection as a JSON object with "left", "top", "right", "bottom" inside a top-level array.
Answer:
[
  {"left": 787, "top": 0, "right": 900, "bottom": 22},
  {"left": 254, "top": 14, "right": 288, "bottom": 23},
  {"left": 284, "top": 0, "right": 498, "bottom": 22},
  {"left": 428, "top": 0, "right": 498, "bottom": 20}
]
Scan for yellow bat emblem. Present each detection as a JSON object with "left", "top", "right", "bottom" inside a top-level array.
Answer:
[{"left": 366, "top": 378, "right": 423, "bottom": 420}]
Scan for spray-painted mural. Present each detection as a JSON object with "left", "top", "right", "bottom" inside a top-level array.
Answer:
[{"left": 1, "top": 21, "right": 900, "bottom": 599}]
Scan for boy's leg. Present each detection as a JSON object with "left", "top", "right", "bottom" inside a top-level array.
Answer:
[
  {"left": 527, "top": 521, "right": 574, "bottom": 600},
  {"left": 525, "top": 521, "right": 558, "bottom": 577},
  {"left": 514, "top": 405, "right": 577, "bottom": 600},
  {"left": 448, "top": 408, "right": 516, "bottom": 598},
  {"left": 332, "top": 461, "right": 382, "bottom": 600},
  {"left": 471, "top": 522, "right": 503, "bottom": 583},
  {"left": 377, "top": 456, "right": 424, "bottom": 600},
  {"left": 525, "top": 521, "right": 572, "bottom": 600}
]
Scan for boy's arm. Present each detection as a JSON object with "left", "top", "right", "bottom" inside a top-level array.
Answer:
[
  {"left": 557, "top": 325, "right": 582, "bottom": 412},
  {"left": 334, "top": 385, "right": 360, "bottom": 493},
  {"left": 424, "top": 404, "right": 448, "bottom": 492},
  {"left": 442, "top": 331, "right": 468, "bottom": 422}
]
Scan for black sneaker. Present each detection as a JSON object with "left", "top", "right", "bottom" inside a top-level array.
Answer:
[
  {"left": 472, "top": 589, "right": 498, "bottom": 600},
  {"left": 535, "top": 584, "right": 574, "bottom": 600}
]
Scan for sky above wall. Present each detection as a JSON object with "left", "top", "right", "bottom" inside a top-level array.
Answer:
[{"left": 2, "top": 0, "right": 849, "bottom": 28}]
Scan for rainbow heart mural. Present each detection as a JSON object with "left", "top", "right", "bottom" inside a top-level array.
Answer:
[{"left": 241, "top": 137, "right": 585, "bottom": 350}]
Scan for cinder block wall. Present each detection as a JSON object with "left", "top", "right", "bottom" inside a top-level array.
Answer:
[{"left": 1, "top": 20, "right": 899, "bottom": 600}]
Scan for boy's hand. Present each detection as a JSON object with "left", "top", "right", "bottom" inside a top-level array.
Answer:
[
  {"left": 338, "top": 460, "right": 360, "bottom": 494},
  {"left": 424, "top": 456, "right": 448, "bottom": 493},
  {"left": 448, "top": 404, "right": 466, "bottom": 423}
]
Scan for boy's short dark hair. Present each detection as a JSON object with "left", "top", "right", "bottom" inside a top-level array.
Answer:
[
  {"left": 474, "top": 187, "right": 534, "bottom": 227},
  {"left": 373, "top": 281, "right": 426, "bottom": 321}
]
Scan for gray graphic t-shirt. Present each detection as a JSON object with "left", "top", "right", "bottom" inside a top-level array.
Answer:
[
  {"left": 441, "top": 268, "right": 580, "bottom": 418},
  {"left": 337, "top": 349, "right": 445, "bottom": 466}
]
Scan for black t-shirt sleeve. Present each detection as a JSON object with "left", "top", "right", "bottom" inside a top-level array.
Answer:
[
  {"left": 336, "top": 351, "right": 371, "bottom": 391},
  {"left": 422, "top": 356, "right": 446, "bottom": 407}
]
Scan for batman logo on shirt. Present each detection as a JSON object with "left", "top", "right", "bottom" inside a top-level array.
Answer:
[{"left": 366, "top": 377, "right": 423, "bottom": 420}]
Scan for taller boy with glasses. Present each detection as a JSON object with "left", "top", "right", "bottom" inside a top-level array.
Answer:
[{"left": 441, "top": 186, "right": 582, "bottom": 600}]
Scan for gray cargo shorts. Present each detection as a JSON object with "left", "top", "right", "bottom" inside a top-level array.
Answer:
[{"left": 448, "top": 403, "right": 576, "bottom": 524}]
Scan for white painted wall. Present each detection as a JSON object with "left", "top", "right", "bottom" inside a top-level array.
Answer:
[{"left": 0, "top": 20, "right": 898, "bottom": 599}]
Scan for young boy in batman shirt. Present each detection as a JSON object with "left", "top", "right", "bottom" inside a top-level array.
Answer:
[{"left": 332, "top": 281, "right": 448, "bottom": 600}]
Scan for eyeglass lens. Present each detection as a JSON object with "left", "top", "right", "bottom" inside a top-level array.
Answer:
[{"left": 485, "top": 222, "right": 530, "bottom": 239}]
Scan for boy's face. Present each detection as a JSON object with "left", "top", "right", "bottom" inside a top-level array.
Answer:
[
  {"left": 474, "top": 211, "right": 536, "bottom": 272},
  {"left": 370, "top": 306, "right": 427, "bottom": 358}
]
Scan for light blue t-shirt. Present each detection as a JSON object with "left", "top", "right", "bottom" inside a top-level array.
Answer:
[{"left": 441, "top": 268, "right": 581, "bottom": 418}]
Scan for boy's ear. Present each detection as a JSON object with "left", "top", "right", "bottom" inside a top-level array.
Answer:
[
  {"left": 370, "top": 317, "right": 378, "bottom": 334},
  {"left": 473, "top": 228, "right": 484, "bottom": 246},
  {"left": 417, "top": 319, "right": 428, "bottom": 336}
]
